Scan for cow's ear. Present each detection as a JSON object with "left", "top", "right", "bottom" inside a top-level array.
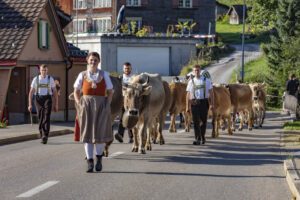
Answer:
[{"left": 142, "top": 86, "right": 152, "bottom": 96}]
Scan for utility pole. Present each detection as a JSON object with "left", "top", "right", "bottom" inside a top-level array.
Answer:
[
  {"left": 76, "top": 0, "right": 78, "bottom": 47},
  {"left": 241, "top": 0, "right": 246, "bottom": 82}
]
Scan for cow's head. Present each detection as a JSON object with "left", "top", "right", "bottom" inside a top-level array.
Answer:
[
  {"left": 250, "top": 83, "right": 265, "bottom": 103},
  {"left": 122, "top": 74, "right": 152, "bottom": 128}
]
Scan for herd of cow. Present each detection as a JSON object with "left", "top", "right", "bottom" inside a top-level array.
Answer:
[{"left": 70, "top": 73, "right": 267, "bottom": 156}]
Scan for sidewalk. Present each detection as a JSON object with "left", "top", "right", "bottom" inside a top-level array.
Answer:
[
  {"left": 282, "top": 112, "right": 300, "bottom": 199},
  {"left": 0, "top": 122, "right": 74, "bottom": 145}
]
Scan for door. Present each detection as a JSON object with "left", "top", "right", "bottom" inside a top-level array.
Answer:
[{"left": 117, "top": 47, "right": 170, "bottom": 75}]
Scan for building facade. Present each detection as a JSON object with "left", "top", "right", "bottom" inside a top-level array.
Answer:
[{"left": 57, "top": 0, "right": 216, "bottom": 35}]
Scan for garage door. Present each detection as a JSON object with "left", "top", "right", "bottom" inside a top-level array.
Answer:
[{"left": 117, "top": 47, "right": 170, "bottom": 75}]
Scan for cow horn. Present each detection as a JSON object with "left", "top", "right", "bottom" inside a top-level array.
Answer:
[{"left": 142, "top": 76, "right": 149, "bottom": 87}]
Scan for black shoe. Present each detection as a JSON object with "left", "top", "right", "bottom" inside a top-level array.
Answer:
[
  {"left": 95, "top": 155, "right": 102, "bottom": 172},
  {"left": 41, "top": 136, "right": 48, "bottom": 144},
  {"left": 128, "top": 137, "right": 133, "bottom": 143},
  {"left": 114, "top": 133, "right": 123, "bottom": 143},
  {"left": 86, "top": 159, "right": 94, "bottom": 173},
  {"left": 193, "top": 140, "right": 200, "bottom": 145}
]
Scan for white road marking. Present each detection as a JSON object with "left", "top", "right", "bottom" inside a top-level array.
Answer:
[
  {"left": 17, "top": 181, "right": 59, "bottom": 198},
  {"left": 107, "top": 151, "right": 124, "bottom": 158}
]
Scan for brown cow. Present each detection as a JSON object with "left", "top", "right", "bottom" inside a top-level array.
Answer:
[
  {"left": 249, "top": 83, "right": 266, "bottom": 128},
  {"left": 69, "top": 76, "right": 123, "bottom": 157},
  {"left": 149, "top": 80, "right": 172, "bottom": 148},
  {"left": 208, "top": 84, "right": 232, "bottom": 137},
  {"left": 168, "top": 82, "right": 191, "bottom": 133},
  {"left": 227, "top": 84, "right": 254, "bottom": 131},
  {"left": 122, "top": 73, "right": 166, "bottom": 154}
]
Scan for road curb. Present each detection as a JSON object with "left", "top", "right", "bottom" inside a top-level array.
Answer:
[
  {"left": 284, "top": 159, "right": 300, "bottom": 199},
  {"left": 0, "top": 129, "right": 73, "bottom": 145}
]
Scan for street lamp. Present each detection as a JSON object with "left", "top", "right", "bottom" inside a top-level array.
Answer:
[{"left": 241, "top": 0, "right": 246, "bottom": 83}]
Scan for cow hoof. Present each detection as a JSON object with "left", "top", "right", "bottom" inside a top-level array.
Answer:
[
  {"left": 160, "top": 140, "right": 165, "bottom": 145},
  {"left": 238, "top": 128, "right": 243, "bottom": 131},
  {"left": 103, "top": 151, "right": 109, "bottom": 157},
  {"left": 222, "top": 128, "right": 225, "bottom": 131},
  {"left": 260, "top": 125, "right": 262, "bottom": 128},
  {"left": 132, "top": 147, "right": 138, "bottom": 152},
  {"left": 212, "top": 133, "right": 216, "bottom": 138},
  {"left": 139, "top": 149, "right": 146, "bottom": 154},
  {"left": 146, "top": 146, "right": 152, "bottom": 151},
  {"left": 229, "top": 131, "right": 233, "bottom": 135},
  {"left": 249, "top": 128, "right": 253, "bottom": 131},
  {"left": 152, "top": 139, "right": 157, "bottom": 144}
]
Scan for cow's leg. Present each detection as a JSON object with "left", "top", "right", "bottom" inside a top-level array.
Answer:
[
  {"left": 103, "top": 140, "right": 112, "bottom": 157},
  {"left": 138, "top": 122, "right": 147, "bottom": 154},
  {"left": 227, "top": 115, "right": 233, "bottom": 135},
  {"left": 212, "top": 115, "right": 216, "bottom": 138},
  {"left": 231, "top": 110, "right": 237, "bottom": 132},
  {"left": 261, "top": 109, "right": 266, "bottom": 127},
  {"left": 169, "top": 113, "right": 176, "bottom": 132},
  {"left": 238, "top": 111, "right": 244, "bottom": 131},
  {"left": 145, "top": 125, "right": 152, "bottom": 151},
  {"left": 248, "top": 109, "right": 253, "bottom": 131},
  {"left": 157, "top": 115, "right": 165, "bottom": 145},
  {"left": 215, "top": 116, "right": 220, "bottom": 137},
  {"left": 131, "top": 127, "right": 138, "bottom": 152},
  {"left": 183, "top": 111, "right": 190, "bottom": 132}
]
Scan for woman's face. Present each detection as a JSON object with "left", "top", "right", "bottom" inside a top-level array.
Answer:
[{"left": 87, "top": 55, "right": 100, "bottom": 70}]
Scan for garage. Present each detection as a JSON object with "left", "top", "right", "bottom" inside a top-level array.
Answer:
[{"left": 117, "top": 47, "right": 170, "bottom": 75}]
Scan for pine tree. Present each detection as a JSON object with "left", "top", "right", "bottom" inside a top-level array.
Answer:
[{"left": 262, "top": 0, "right": 300, "bottom": 106}]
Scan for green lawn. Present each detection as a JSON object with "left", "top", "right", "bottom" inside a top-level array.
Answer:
[
  {"left": 284, "top": 121, "right": 300, "bottom": 130},
  {"left": 216, "top": 22, "right": 271, "bottom": 44},
  {"left": 229, "top": 56, "right": 268, "bottom": 83}
]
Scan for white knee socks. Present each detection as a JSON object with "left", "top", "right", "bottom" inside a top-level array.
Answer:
[
  {"left": 84, "top": 143, "right": 105, "bottom": 159},
  {"left": 95, "top": 143, "right": 104, "bottom": 156}
]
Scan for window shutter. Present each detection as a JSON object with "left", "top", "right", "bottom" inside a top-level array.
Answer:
[
  {"left": 193, "top": 0, "right": 199, "bottom": 8},
  {"left": 171, "top": 0, "right": 178, "bottom": 8},
  {"left": 120, "top": 0, "right": 126, "bottom": 6},
  {"left": 46, "top": 22, "right": 50, "bottom": 49},
  {"left": 141, "top": 0, "right": 148, "bottom": 7},
  {"left": 38, "top": 21, "right": 43, "bottom": 49}
]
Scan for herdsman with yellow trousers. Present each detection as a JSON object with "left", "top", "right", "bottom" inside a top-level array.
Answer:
[
  {"left": 186, "top": 65, "right": 214, "bottom": 145},
  {"left": 28, "top": 65, "right": 58, "bottom": 144}
]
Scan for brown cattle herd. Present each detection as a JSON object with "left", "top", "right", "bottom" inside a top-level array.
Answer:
[{"left": 70, "top": 73, "right": 267, "bottom": 155}]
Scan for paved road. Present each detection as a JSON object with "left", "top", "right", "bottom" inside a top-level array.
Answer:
[
  {"left": 0, "top": 112, "right": 293, "bottom": 200},
  {"left": 208, "top": 44, "right": 262, "bottom": 84}
]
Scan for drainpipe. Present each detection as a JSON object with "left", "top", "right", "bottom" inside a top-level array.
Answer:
[{"left": 65, "top": 56, "right": 73, "bottom": 122}]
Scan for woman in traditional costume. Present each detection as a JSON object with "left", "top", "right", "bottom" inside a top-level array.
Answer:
[{"left": 73, "top": 52, "right": 114, "bottom": 173}]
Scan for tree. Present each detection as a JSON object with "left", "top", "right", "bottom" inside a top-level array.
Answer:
[
  {"left": 248, "top": 0, "right": 278, "bottom": 34},
  {"left": 262, "top": 0, "right": 300, "bottom": 106}
]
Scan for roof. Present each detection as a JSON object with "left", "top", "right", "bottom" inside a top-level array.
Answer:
[
  {"left": 0, "top": 0, "right": 47, "bottom": 60},
  {"left": 228, "top": 5, "right": 247, "bottom": 17},
  {"left": 216, "top": 1, "right": 229, "bottom": 9},
  {"left": 67, "top": 42, "right": 87, "bottom": 59},
  {"left": 56, "top": 6, "right": 72, "bottom": 29}
]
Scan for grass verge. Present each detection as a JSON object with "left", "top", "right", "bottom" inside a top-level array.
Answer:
[{"left": 284, "top": 121, "right": 300, "bottom": 131}]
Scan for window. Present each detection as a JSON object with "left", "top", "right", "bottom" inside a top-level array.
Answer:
[
  {"left": 93, "top": 0, "right": 111, "bottom": 8},
  {"left": 179, "top": 0, "right": 192, "bottom": 8},
  {"left": 92, "top": 18, "right": 111, "bottom": 32},
  {"left": 126, "top": 0, "right": 141, "bottom": 7},
  {"left": 73, "top": 0, "right": 87, "bottom": 9},
  {"left": 126, "top": 17, "right": 142, "bottom": 30},
  {"left": 38, "top": 20, "right": 50, "bottom": 50},
  {"left": 73, "top": 19, "right": 87, "bottom": 33}
]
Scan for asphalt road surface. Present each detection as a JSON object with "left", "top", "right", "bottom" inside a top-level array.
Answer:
[{"left": 0, "top": 112, "right": 292, "bottom": 200}]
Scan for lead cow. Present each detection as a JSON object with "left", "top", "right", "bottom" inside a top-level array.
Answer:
[
  {"left": 122, "top": 73, "right": 167, "bottom": 154},
  {"left": 249, "top": 83, "right": 266, "bottom": 128}
]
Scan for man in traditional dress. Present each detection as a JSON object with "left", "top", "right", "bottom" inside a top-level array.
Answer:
[{"left": 28, "top": 65, "right": 58, "bottom": 144}]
